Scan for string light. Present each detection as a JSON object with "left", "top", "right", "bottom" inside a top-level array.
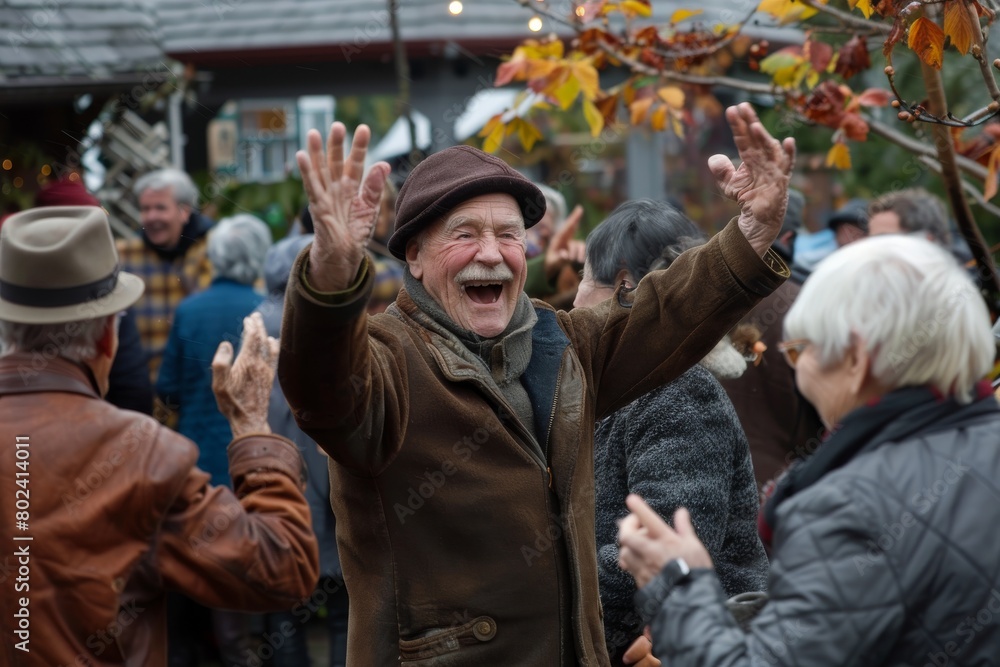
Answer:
[
  {"left": 528, "top": 15, "right": 543, "bottom": 31},
  {"left": 41, "top": 164, "right": 51, "bottom": 176},
  {"left": 13, "top": 177, "right": 23, "bottom": 188},
  {"left": 448, "top": 0, "right": 463, "bottom": 14},
  {"left": 575, "top": 6, "right": 586, "bottom": 16},
  {"left": 2, "top": 159, "right": 11, "bottom": 170}
]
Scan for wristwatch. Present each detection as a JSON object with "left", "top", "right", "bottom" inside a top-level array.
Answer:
[{"left": 661, "top": 557, "right": 692, "bottom": 591}]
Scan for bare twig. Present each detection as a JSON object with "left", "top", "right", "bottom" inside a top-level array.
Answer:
[{"left": 796, "top": 0, "right": 892, "bottom": 34}]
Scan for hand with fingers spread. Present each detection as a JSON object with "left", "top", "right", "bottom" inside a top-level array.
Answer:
[
  {"left": 212, "top": 312, "right": 279, "bottom": 438},
  {"left": 544, "top": 204, "right": 587, "bottom": 281},
  {"left": 708, "top": 102, "right": 796, "bottom": 258},
  {"left": 296, "top": 122, "right": 393, "bottom": 292},
  {"left": 618, "top": 494, "right": 713, "bottom": 589}
]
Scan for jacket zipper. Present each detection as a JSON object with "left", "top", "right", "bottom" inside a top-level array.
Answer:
[{"left": 543, "top": 364, "right": 564, "bottom": 489}]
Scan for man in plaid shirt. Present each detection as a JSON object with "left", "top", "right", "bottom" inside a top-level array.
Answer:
[{"left": 116, "top": 169, "right": 215, "bottom": 383}]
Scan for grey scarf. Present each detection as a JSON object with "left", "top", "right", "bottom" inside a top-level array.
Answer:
[{"left": 403, "top": 269, "right": 539, "bottom": 440}]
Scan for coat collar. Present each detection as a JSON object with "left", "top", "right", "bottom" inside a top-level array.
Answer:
[{"left": 0, "top": 353, "right": 101, "bottom": 398}]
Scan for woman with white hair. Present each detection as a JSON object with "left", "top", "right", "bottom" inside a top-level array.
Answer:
[
  {"left": 155, "top": 213, "right": 273, "bottom": 666},
  {"left": 617, "top": 234, "right": 1000, "bottom": 666}
]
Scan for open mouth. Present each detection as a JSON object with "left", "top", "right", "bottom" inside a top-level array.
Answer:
[{"left": 463, "top": 283, "right": 503, "bottom": 304}]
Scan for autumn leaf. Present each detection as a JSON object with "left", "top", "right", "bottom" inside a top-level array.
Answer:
[
  {"left": 595, "top": 93, "right": 620, "bottom": 126},
  {"left": 826, "top": 143, "right": 852, "bottom": 169},
  {"left": 552, "top": 76, "right": 582, "bottom": 110},
  {"left": 884, "top": 18, "right": 907, "bottom": 58},
  {"left": 986, "top": 143, "right": 1000, "bottom": 200},
  {"left": 855, "top": 88, "right": 893, "bottom": 107},
  {"left": 908, "top": 17, "right": 945, "bottom": 69},
  {"left": 847, "top": 0, "right": 874, "bottom": 18},
  {"left": 657, "top": 86, "right": 685, "bottom": 109},
  {"left": 621, "top": 0, "right": 653, "bottom": 17},
  {"left": 571, "top": 60, "right": 601, "bottom": 101},
  {"left": 651, "top": 105, "right": 668, "bottom": 131},
  {"left": 630, "top": 97, "right": 654, "bottom": 124},
  {"left": 478, "top": 114, "right": 502, "bottom": 139},
  {"left": 840, "top": 112, "right": 870, "bottom": 141},
  {"left": 670, "top": 8, "right": 703, "bottom": 23},
  {"left": 758, "top": 0, "right": 823, "bottom": 25},
  {"left": 835, "top": 35, "right": 871, "bottom": 79},
  {"left": 943, "top": 0, "right": 978, "bottom": 56},
  {"left": 583, "top": 99, "right": 604, "bottom": 137},
  {"left": 481, "top": 117, "right": 506, "bottom": 153},
  {"left": 511, "top": 118, "right": 544, "bottom": 152},
  {"left": 805, "top": 40, "right": 834, "bottom": 72}
]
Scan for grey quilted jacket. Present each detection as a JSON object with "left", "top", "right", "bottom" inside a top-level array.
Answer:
[{"left": 640, "top": 400, "right": 1000, "bottom": 666}]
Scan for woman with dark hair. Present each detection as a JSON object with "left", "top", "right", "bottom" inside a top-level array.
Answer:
[{"left": 575, "top": 200, "right": 768, "bottom": 666}]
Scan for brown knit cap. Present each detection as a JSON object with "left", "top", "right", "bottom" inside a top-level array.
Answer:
[{"left": 387, "top": 145, "right": 545, "bottom": 260}]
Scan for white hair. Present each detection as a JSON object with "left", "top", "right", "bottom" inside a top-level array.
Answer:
[
  {"left": 785, "top": 235, "right": 994, "bottom": 404},
  {"left": 0, "top": 316, "right": 113, "bottom": 362},
  {"left": 535, "top": 183, "right": 567, "bottom": 227},
  {"left": 134, "top": 168, "right": 199, "bottom": 208},
  {"left": 207, "top": 214, "right": 272, "bottom": 285}
]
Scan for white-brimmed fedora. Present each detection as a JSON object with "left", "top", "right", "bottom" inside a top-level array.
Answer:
[{"left": 0, "top": 206, "right": 144, "bottom": 324}]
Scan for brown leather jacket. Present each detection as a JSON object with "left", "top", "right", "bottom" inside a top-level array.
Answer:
[
  {"left": 279, "top": 220, "right": 787, "bottom": 666},
  {"left": 0, "top": 355, "right": 319, "bottom": 667}
]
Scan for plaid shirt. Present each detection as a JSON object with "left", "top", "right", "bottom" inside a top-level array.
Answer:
[{"left": 116, "top": 236, "right": 214, "bottom": 381}]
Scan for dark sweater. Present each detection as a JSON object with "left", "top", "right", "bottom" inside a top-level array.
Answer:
[{"left": 594, "top": 361, "right": 768, "bottom": 664}]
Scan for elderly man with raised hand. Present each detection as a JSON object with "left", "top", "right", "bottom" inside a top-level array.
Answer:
[
  {"left": 279, "top": 103, "right": 794, "bottom": 665},
  {"left": 0, "top": 207, "right": 318, "bottom": 667},
  {"left": 618, "top": 235, "right": 1000, "bottom": 666}
]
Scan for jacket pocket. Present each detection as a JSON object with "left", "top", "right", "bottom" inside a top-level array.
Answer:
[{"left": 399, "top": 615, "right": 497, "bottom": 664}]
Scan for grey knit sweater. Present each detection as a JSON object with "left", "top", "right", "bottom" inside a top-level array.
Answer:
[{"left": 594, "top": 354, "right": 768, "bottom": 664}]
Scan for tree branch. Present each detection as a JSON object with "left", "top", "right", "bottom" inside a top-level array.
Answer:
[{"left": 796, "top": 0, "right": 892, "bottom": 34}]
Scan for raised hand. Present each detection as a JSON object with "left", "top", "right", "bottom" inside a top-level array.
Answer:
[
  {"left": 544, "top": 204, "right": 587, "bottom": 281},
  {"left": 296, "top": 122, "right": 393, "bottom": 292},
  {"left": 617, "top": 494, "right": 712, "bottom": 589},
  {"left": 212, "top": 313, "right": 278, "bottom": 439},
  {"left": 707, "top": 103, "right": 796, "bottom": 257}
]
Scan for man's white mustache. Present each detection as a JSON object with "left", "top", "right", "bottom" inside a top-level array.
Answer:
[{"left": 454, "top": 263, "right": 513, "bottom": 284}]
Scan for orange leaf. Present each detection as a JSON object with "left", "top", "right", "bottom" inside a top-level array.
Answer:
[
  {"left": 826, "top": 143, "right": 852, "bottom": 169},
  {"left": 908, "top": 17, "right": 945, "bottom": 69},
  {"left": 840, "top": 112, "right": 870, "bottom": 141},
  {"left": 650, "top": 105, "right": 668, "bottom": 131},
  {"left": 583, "top": 99, "right": 604, "bottom": 137},
  {"left": 855, "top": 88, "right": 893, "bottom": 107},
  {"left": 943, "top": 0, "right": 978, "bottom": 56},
  {"left": 670, "top": 8, "right": 703, "bottom": 23},
  {"left": 595, "top": 93, "right": 620, "bottom": 126},
  {"left": 985, "top": 144, "right": 1000, "bottom": 200},
  {"left": 657, "top": 86, "right": 685, "bottom": 109},
  {"left": 630, "top": 97, "right": 654, "bottom": 125}
]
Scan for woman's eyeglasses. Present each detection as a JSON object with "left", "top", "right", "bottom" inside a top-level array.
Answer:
[{"left": 778, "top": 339, "right": 810, "bottom": 368}]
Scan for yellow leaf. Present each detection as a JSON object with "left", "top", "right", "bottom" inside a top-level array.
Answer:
[
  {"left": 908, "top": 17, "right": 946, "bottom": 69},
  {"left": 670, "top": 114, "right": 685, "bottom": 137},
  {"left": 482, "top": 121, "right": 506, "bottom": 153},
  {"left": 621, "top": 0, "right": 653, "bottom": 17},
  {"left": 758, "top": 0, "right": 821, "bottom": 24},
  {"left": 847, "top": 0, "right": 874, "bottom": 19},
  {"left": 526, "top": 59, "right": 560, "bottom": 80},
  {"left": 944, "top": 0, "right": 978, "bottom": 56},
  {"left": 515, "top": 119, "right": 543, "bottom": 152},
  {"left": 552, "top": 76, "right": 581, "bottom": 110},
  {"left": 657, "top": 86, "right": 685, "bottom": 109},
  {"left": 572, "top": 61, "right": 601, "bottom": 102},
  {"left": 985, "top": 144, "right": 1000, "bottom": 200},
  {"left": 825, "top": 143, "right": 852, "bottom": 170},
  {"left": 478, "top": 114, "right": 503, "bottom": 138},
  {"left": 630, "top": 97, "right": 654, "bottom": 125},
  {"left": 583, "top": 99, "right": 604, "bottom": 137},
  {"left": 670, "top": 8, "right": 703, "bottom": 23},
  {"left": 651, "top": 105, "right": 668, "bottom": 131}
]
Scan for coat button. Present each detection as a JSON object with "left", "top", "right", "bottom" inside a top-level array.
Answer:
[{"left": 472, "top": 618, "right": 496, "bottom": 641}]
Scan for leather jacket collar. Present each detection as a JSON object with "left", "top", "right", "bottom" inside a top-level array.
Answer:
[{"left": 0, "top": 353, "right": 101, "bottom": 398}]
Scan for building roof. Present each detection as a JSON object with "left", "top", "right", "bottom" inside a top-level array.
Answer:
[
  {"left": 157, "top": 0, "right": 789, "bottom": 65},
  {"left": 0, "top": 0, "right": 165, "bottom": 92}
]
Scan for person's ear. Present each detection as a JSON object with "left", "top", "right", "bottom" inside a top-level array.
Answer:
[
  {"left": 95, "top": 314, "right": 117, "bottom": 359},
  {"left": 405, "top": 237, "right": 423, "bottom": 279},
  {"left": 846, "top": 334, "right": 872, "bottom": 395},
  {"left": 615, "top": 269, "right": 635, "bottom": 290}
]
